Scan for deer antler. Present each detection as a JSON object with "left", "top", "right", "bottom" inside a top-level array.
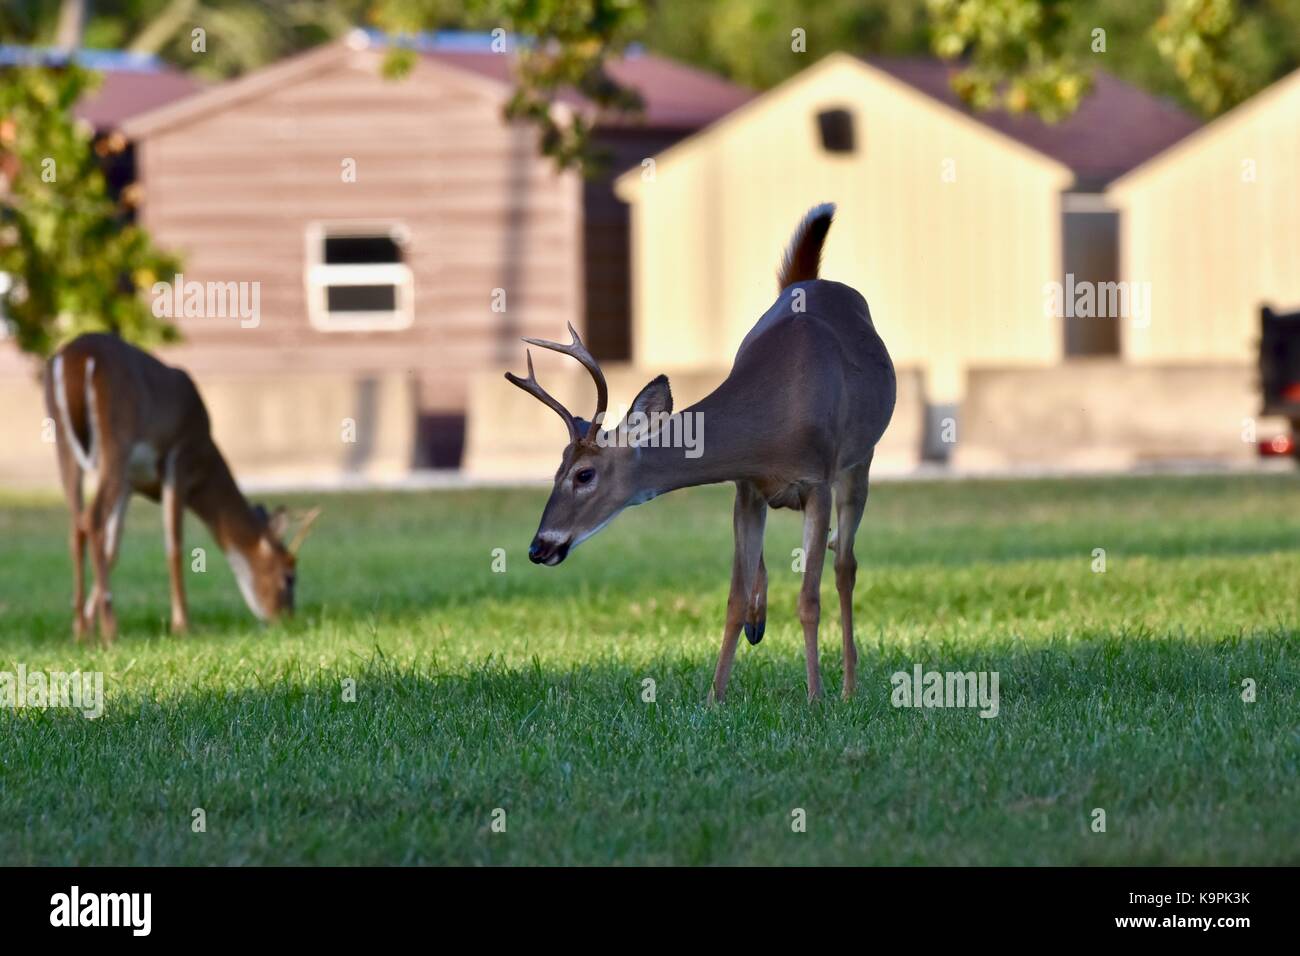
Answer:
[
  {"left": 505, "top": 350, "right": 579, "bottom": 445},
  {"left": 521, "top": 322, "right": 608, "bottom": 442}
]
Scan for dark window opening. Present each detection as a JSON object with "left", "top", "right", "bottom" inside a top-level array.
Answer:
[
  {"left": 816, "top": 108, "right": 856, "bottom": 154},
  {"left": 324, "top": 235, "right": 402, "bottom": 265}
]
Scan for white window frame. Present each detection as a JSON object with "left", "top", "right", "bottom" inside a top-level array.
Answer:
[{"left": 305, "top": 221, "right": 414, "bottom": 332}]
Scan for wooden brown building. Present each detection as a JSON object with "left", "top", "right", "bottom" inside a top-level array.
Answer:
[{"left": 117, "top": 30, "right": 750, "bottom": 467}]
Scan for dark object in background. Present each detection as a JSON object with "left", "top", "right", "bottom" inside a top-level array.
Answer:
[{"left": 1259, "top": 305, "right": 1300, "bottom": 460}]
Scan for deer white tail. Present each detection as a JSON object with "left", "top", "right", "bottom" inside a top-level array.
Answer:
[
  {"left": 777, "top": 202, "right": 837, "bottom": 292},
  {"left": 52, "top": 354, "right": 96, "bottom": 473}
]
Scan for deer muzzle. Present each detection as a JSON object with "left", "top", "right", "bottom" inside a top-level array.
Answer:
[{"left": 528, "top": 535, "right": 570, "bottom": 566}]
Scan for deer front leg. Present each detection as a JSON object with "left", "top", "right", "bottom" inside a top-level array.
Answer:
[
  {"left": 799, "top": 484, "right": 832, "bottom": 701},
  {"left": 709, "top": 481, "right": 767, "bottom": 704},
  {"left": 162, "top": 451, "right": 189, "bottom": 634},
  {"left": 53, "top": 435, "right": 89, "bottom": 642}
]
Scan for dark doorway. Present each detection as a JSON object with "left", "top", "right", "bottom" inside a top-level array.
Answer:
[
  {"left": 416, "top": 414, "right": 466, "bottom": 470},
  {"left": 1062, "top": 198, "right": 1121, "bottom": 357},
  {"left": 583, "top": 129, "right": 692, "bottom": 362}
]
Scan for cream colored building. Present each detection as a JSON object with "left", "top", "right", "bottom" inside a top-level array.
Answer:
[
  {"left": 1108, "top": 67, "right": 1300, "bottom": 365},
  {"left": 613, "top": 53, "right": 1199, "bottom": 406}
]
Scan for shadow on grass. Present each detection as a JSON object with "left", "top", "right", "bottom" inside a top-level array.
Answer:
[{"left": 1, "top": 628, "right": 1296, "bottom": 865}]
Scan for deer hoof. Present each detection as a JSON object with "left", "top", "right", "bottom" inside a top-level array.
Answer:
[
  {"left": 100, "top": 611, "right": 117, "bottom": 646},
  {"left": 743, "top": 619, "right": 765, "bottom": 646}
]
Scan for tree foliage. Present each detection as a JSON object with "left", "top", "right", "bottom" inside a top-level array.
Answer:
[
  {"left": 639, "top": 0, "right": 930, "bottom": 89},
  {"left": 928, "top": 0, "right": 1092, "bottom": 120},
  {"left": 638, "top": 1, "right": 1299, "bottom": 121},
  {"left": 372, "top": 0, "right": 648, "bottom": 171},
  {"left": 1153, "top": 0, "right": 1252, "bottom": 114},
  {"left": 927, "top": 0, "right": 1300, "bottom": 120},
  {"left": 0, "top": 64, "right": 180, "bottom": 358}
]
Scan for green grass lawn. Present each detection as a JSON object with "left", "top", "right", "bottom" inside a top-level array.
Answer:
[{"left": 0, "top": 473, "right": 1297, "bottom": 865}]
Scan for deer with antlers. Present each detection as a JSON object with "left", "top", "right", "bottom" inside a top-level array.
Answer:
[
  {"left": 44, "top": 333, "right": 320, "bottom": 644},
  {"left": 507, "top": 203, "right": 895, "bottom": 701}
]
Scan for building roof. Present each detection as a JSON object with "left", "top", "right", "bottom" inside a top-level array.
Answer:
[
  {"left": 868, "top": 57, "right": 1200, "bottom": 189},
  {"left": 617, "top": 53, "right": 1202, "bottom": 200},
  {"left": 76, "top": 66, "right": 204, "bottom": 130},
  {"left": 1109, "top": 64, "right": 1300, "bottom": 196},
  {"left": 117, "top": 31, "right": 750, "bottom": 140},
  {"left": 424, "top": 45, "right": 753, "bottom": 130},
  {"left": 0, "top": 46, "right": 204, "bottom": 131}
]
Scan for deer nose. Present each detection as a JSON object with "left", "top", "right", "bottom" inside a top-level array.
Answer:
[{"left": 528, "top": 536, "right": 570, "bottom": 566}]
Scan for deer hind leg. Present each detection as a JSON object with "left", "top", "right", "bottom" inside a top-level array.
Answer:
[
  {"left": 799, "top": 483, "right": 833, "bottom": 701},
  {"left": 87, "top": 467, "right": 130, "bottom": 647},
  {"left": 832, "top": 460, "right": 872, "bottom": 699},
  {"left": 709, "top": 481, "right": 767, "bottom": 704},
  {"left": 72, "top": 517, "right": 90, "bottom": 642}
]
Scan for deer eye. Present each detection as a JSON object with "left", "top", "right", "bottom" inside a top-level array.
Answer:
[{"left": 575, "top": 468, "right": 596, "bottom": 486}]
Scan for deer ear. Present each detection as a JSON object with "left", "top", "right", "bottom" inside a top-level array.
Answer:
[
  {"left": 630, "top": 375, "right": 672, "bottom": 418},
  {"left": 287, "top": 506, "right": 322, "bottom": 554},
  {"left": 623, "top": 375, "right": 673, "bottom": 445},
  {"left": 268, "top": 506, "right": 290, "bottom": 539}
]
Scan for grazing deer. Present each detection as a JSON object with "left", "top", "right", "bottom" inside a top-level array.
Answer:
[
  {"left": 44, "top": 333, "right": 320, "bottom": 643},
  {"left": 507, "top": 203, "right": 895, "bottom": 701}
]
